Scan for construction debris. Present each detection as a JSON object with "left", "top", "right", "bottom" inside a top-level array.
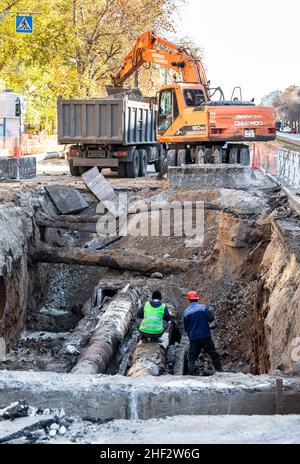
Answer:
[
  {"left": 31, "top": 245, "right": 190, "bottom": 274},
  {"left": 45, "top": 185, "right": 89, "bottom": 214},
  {"left": 82, "top": 167, "right": 125, "bottom": 218},
  {"left": 0, "top": 400, "right": 29, "bottom": 420}
]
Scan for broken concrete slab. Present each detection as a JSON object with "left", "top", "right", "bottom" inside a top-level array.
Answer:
[
  {"left": 45, "top": 185, "right": 89, "bottom": 215},
  {"left": 0, "top": 371, "right": 300, "bottom": 420},
  {"left": 0, "top": 415, "right": 55, "bottom": 443},
  {"left": 82, "top": 167, "right": 125, "bottom": 218}
]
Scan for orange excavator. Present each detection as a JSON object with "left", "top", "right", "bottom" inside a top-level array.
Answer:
[{"left": 111, "top": 31, "right": 276, "bottom": 165}]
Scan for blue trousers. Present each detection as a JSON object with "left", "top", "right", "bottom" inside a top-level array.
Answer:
[{"left": 188, "top": 336, "right": 222, "bottom": 371}]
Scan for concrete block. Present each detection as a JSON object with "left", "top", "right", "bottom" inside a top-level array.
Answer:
[
  {"left": 45, "top": 185, "right": 89, "bottom": 215},
  {"left": 0, "top": 371, "right": 299, "bottom": 420},
  {"left": 0, "top": 157, "right": 36, "bottom": 180}
]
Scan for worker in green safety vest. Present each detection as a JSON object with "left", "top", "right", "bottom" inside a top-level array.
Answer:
[{"left": 137, "top": 290, "right": 172, "bottom": 340}]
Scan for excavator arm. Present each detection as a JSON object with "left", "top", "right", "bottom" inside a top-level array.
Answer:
[{"left": 111, "top": 31, "right": 210, "bottom": 101}]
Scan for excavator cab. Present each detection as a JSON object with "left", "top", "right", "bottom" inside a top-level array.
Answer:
[
  {"left": 157, "top": 87, "right": 179, "bottom": 135},
  {"left": 157, "top": 83, "right": 210, "bottom": 142}
]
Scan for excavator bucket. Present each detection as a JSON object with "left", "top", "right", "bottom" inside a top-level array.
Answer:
[{"left": 104, "top": 85, "right": 144, "bottom": 101}]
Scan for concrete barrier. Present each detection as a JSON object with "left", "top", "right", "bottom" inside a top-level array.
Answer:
[
  {"left": 0, "top": 371, "right": 299, "bottom": 420},
  {"left": 0, "top": 157, "right": 36, "bottom": 180},
  {"left": 168, "top": 165, "right": 273, "bottom": 190}
]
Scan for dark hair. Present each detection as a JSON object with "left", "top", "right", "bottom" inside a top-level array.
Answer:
[{"left": 152, "top": 290, "right": 162, "bottom": 300}]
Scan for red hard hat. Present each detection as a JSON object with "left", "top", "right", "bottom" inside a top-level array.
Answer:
[{"left": 186, "top": 291, "right": 199, "bottom": 300}]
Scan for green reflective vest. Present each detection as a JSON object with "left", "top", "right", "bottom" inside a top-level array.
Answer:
[{"left": 139, "top": 302, "right": 165, "bottom": 335}]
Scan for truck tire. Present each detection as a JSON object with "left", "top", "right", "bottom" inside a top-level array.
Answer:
[
  {"left": 154, "top": 148, "right": 165, "bottom": 173},
  {"left": 204, "top": 148, "right": 212, "bottom": 163},
  {"left": 212, "top": 147, "right": 223, "bottom": 163},
  {"left": 177, "top": 149, "right": 187, "bottom": 166},
  {"left": 240, "top": 147, "right": 250, "bottom": 166},
  {"left": 167, "top": 149, "right": 177, "bottom": 166},
  {"left": 126, "top": 149, "right": 140, "bottom": 178},
  {"left": 229, "top": 147, "right": 238, "bottom": 164},
  {"left": 78, "top": 167, "right": 90, "bottom": 175},
  {"left": 69, "top": 162, "right": 80, "bottom": 176},
  {"left": 139, "top": 149, "right": 147, "bottom": 177},
  {"left": 118, "top": 162, "right": 127, "bottom": 178}
]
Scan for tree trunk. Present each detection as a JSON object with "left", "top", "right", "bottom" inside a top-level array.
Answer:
[{"left": 31, "top": 244, "right": 190, "bottom": 274}]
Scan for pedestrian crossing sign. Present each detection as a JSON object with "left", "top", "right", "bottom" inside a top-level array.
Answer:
[{"left": 16, "top": 16, "right": 33, "bottom": 34}]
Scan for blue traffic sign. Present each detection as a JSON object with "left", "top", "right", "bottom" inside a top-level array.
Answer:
[{"left": 16, "top": 16, "right": 33, "bottom": 34}]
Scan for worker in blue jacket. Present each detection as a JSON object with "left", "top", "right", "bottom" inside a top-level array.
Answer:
[{"left": 184, "top": 291, "right": 223, "bottom": 375}]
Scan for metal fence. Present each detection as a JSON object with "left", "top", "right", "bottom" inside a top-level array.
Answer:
[
  {"left": 252, "top": 142, "right": 300, "bottom": 189},
  {"left": 278, "top": 149, "right": 300, "bottom": 188}
]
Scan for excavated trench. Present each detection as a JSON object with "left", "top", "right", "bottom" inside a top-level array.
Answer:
[{"left": 0, "top": 167, "right": 300, "bottom": 421}]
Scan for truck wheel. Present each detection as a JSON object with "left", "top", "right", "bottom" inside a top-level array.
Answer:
[
  {"left": 204, "top": 148, "right": 212, "bottom": 163},
  {"left": 212, "top": 147, "right": 223, "bottom": 163},
  {"left": 229, "top": 147, "right": 238, "bottom": 164},
  {"left": 167, "top": 149, "right": 177, "bottom": 166},
  {"left": 126, "top": 149, "right": 140, "bottom": 178},
  {"left": 139, "top": 149, "right": 147, "bottom": 177},
  {"left": 177, "top": 149, "right": 187, "bottom": 166},
  {"left": 240, "top": 147, "right": 250, "bottom": 166},
  {"left": 118, "top": 162, "right": 127, "bottom": 178},
  {"left": 69, "top": 163, "right": 80, "bottom": 176},
  {"left": 154, "top": 148, "right": 165, "bottom": 173},
  {"left": 78, "top": 167, "right": 90, "bottom": 175}
]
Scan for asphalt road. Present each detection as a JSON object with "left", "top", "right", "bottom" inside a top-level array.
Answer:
[{"left": 277, "top": 132, "right": 300, "bottom": 145}]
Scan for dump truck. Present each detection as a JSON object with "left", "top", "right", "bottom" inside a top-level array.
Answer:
[{"left": 57, "top": 94, "right": 165, "bottom": 178}]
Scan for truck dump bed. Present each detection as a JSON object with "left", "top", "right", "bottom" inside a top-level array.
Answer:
[{"left": 57, "top": 96, "right": 157, "bottom": 146}]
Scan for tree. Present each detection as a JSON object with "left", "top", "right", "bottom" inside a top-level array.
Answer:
[
  {"left": 0, "top": 0, "right": 183, "bottom": 131},
  {"left": 273, "top": 85, "right": 300, "bottom": 132}
]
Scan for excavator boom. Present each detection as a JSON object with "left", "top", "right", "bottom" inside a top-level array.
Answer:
[{"left": 112, "top": 31, "right": 210, "bottom": 100}]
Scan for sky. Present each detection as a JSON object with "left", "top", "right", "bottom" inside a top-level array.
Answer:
[{"left": 172, "top": 0, "right": 300, "bottom": 102}]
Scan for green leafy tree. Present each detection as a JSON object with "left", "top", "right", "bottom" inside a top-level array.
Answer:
[{"left": 0, "top": 0, "right": 182, "bottom": 132}]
